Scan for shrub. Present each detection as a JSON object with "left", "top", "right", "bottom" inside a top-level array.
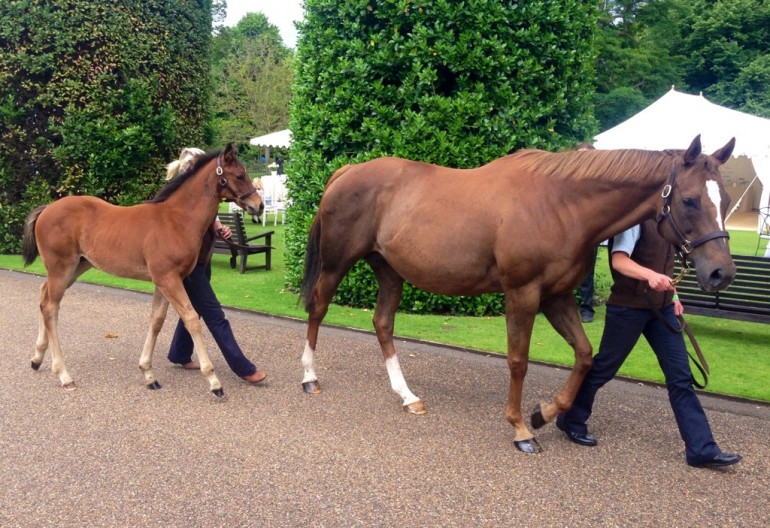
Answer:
[{"left": 288, "top": 0, "right": 599, "bottom": 315}]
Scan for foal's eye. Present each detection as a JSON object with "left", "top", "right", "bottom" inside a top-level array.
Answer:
[
  {"left": 682, "top": 197, "right": 699, "bottom": 209},
  {"left": 236, "top": 174, "right": 244, "bottom": 181}
]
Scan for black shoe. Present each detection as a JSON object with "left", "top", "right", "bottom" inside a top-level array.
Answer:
[
  {"left": 581, "top": 313, "right": 594, "bottom": 323},
  {"left": 688, "top": 452, "right": 742, "bottom": 468},
  {"left": 556, "top": 419, "right": 597, "bottom": 447}
]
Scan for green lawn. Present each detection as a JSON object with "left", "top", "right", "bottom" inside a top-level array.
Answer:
[{"left": 3, "top": 214, "right": 769, "bottom": 402}]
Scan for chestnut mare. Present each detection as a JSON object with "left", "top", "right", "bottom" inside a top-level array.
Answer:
[
  {"left": 300, "top": 135, "right": 737, "bottom": 453},
  {"left": 22, "top": 144, "right": 263, "bottom": 396}
]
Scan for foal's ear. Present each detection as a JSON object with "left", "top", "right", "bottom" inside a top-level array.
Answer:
[
  {"left": 223, "top": 142, "right": 238, "bottom": 163},
  {"left": 711, "top": 137, "right": 736, "bottom": 165},
  {"left": 683, "top": 134, "right": 702, "bottom": 166}
]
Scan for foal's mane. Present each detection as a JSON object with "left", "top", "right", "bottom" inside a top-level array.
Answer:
[
  {"left": 150, "top": 150, "right": 221, "bottom": 203},
  {"left": 508, "top": 148, "right": 678, "bottom": 183}
]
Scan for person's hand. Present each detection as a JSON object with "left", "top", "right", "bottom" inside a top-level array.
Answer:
[
  {"left": 646, "top": 271, "right": 673, "bottom": 292},
  {"left": 673, "top": 298, "right": 684, "bottom": 317},
  {"left": 218, "top": 225, "right": 232, "bottom": 240}
]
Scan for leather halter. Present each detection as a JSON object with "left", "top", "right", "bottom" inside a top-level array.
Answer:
[
  {"left": 215, "top": 155, "right": 257, "bottom": 201},
  {"left": 657, "top": 164, "right": 729, "bottom": 268}
]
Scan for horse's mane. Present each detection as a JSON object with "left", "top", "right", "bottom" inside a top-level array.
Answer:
[
  {"left": 150, "top": 150, "right": 220, "bottom": 203},
  {"left": 507, "top": 148, "right": 678, "bottom": 183}
]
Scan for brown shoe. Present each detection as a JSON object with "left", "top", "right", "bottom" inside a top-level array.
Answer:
[
  {"left": 242, "top": 370, "right": 267, "bottom": 384},
  {"left": 180, "top": 361, "right": 200, "bottom": 370}
]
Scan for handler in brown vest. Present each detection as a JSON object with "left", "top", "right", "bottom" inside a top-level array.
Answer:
[{"left": 556, "top": 219, "right": 741, "bottom": 468}]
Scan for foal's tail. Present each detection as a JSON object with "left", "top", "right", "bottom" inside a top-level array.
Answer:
[
  {"left": 22, "top": 205, "right": 46, "bottom": 267},
  {"left": 300, "top": 216, "right": 322, "bottom": 314}
]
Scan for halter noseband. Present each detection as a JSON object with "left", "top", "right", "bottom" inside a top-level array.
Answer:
[
  {"left": 658, "top": 164, "right": 729, "bottom": 282},
  {"left": 216, "top": 155, "right": 257, "bottom": 201}
]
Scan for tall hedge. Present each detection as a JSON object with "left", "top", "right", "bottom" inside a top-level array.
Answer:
[
  {"left": 0, "top": 0, "right": 213, "bottom": 253},
  {"left": 286, "top": 0, "right": 598, "bottom": 316}
]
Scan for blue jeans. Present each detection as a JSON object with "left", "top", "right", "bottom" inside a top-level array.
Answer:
[
  {"left": 558, "top": 303, "right": 721, "bottom": 464},
  {"left": 167, "top": 263, "right": 257, "bottom": 378}
]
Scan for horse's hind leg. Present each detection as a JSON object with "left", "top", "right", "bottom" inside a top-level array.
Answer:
[
  {"left": 531, "top": 293, "right": 593, "bottom": 427},
  {"left": 368, "top": 255, "right": 424, "bottom": 414},
  {"left": 33, "top": 259, "right": 91, "bottom": 390},
  {"left": 138, "top": 288, "right": 170, "bottom": 390},
  {"left": 301, "top": 269, "right": 347, "bottom": 394}
]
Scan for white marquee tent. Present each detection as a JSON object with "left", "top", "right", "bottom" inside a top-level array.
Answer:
[
  {"left": 594, "top": 88, "right": 770, "bottom": 229},
  {"left": 249, "top": 129, "right": 292, "bottom": 165}
]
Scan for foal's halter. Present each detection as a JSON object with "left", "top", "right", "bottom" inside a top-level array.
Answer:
[
  {"left": 657, "top": 163, "right": 729, "bottom": 284},
  {"left": 215, "top": 155, "right": 257, "bottom": 202}
]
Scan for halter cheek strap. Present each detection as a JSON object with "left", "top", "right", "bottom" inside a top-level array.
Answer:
[{"left": 216, "top": 155, "right": 257, "bottom": 201}]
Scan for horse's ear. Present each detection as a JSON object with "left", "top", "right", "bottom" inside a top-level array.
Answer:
[
  {"left": 683, "top": 135, "right": 702, "bottom": 166},
  {"left": 224, "top": 142, "right": 237, "bottom": 163},
  {"left": 711, "top": 137, "right": 735, "bottom": 165}
]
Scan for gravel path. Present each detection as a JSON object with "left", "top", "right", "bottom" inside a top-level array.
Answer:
[{"left": 1, "top": 269, "right": 768, "bottom": 527}]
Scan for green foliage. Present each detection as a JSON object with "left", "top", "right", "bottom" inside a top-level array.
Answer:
[
  {"left": 287, "top": 0, "right": 598, "bottom": 316},
  {"left": 209, "top": 13, "right": 294, "bottom": 150},
  {"left": 0, "top": 0, "right": 213, "bottom": 252},
  {"left": 680, "top": 0, "right": 770, "bottom": 117}
]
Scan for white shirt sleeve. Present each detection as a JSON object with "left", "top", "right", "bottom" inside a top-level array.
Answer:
[{"left": 612, "top": 225, "right": 641, "bottom": 256}]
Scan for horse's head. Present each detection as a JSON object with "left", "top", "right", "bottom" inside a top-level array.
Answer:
[
  {"left": 217, "top": 143, "right": 264, "bottom": 216},
  {"left": 658, "top": 135, "right": 736, "bottom": 292}
]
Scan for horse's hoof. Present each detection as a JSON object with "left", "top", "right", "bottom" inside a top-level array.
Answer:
[
  {"left": 514, "top": 438, "right": 543, "bottom": 454},
  {"left": 302, "top": 380, "right": 322, "bottom": 394},
  {"left": 147, "top": 381, "right": 161, "bottom": 390},
  {"left": 404, "top": 400, "right": 427, "bottom": 415},
  {"left": 531, "top": 403, "right": 546, "bottom": 429},
  {"left": 31, "top": 360, "right": 42, "bottom": 371},
  {"left": 62, "top": 381, "right": 77, "bottom": 391},
  {"left": 212, "top": 387, "right": 224, "bottom": 397}
]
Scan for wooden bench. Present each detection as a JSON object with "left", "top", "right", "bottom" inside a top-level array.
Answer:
[
  {"left": 674, "top": 254, "right": 770, "bottom": 324},
  {"left": 212, "top": 212, "right": 274, "bottom": 273}
]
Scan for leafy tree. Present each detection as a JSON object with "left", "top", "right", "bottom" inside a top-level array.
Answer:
[
  {"left": 680, "top": 0, "right": 770, "bottom": 117},
  {"left": 209, "top": 12, "right": 294, "bottom": 170},
  {"left": 286, "top": 0, "right": 598, "bottom": 316},
  {"left": 0, "top": 0, "right": 213, "bottom": 253}
]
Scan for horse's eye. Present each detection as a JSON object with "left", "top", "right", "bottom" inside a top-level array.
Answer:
[
  {"left": 236, "top": 175, "right": 244, "bottom": 181},
  {"left": 682, "top": 197, "right": 699, "bottom": 209}
]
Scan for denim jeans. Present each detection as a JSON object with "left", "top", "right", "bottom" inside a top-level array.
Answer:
[
  {"left": 558, "top": 303, "right": 721, "bottom": 463},
  {"left": 167, "top": 262, "right": 256, "bottom": 378}
]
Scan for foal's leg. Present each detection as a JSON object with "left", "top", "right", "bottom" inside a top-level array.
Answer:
[
  {"left": 502, "top": 288, "right": 542, "bottom": 453},
  {"left": 368, "top": 255, "right": 424, "bottom": 414},
  {"left": 531, "top": 293, "right": 593, "bottom": 428},
  {"left": 32, "top": 259, "right": 91, "bottom": 390},
  {"left": 137, "top": 288, "right": 170, "bottom": 390},
  {"left": 156, "top": 278, "right": 223, "bottom": 396}
]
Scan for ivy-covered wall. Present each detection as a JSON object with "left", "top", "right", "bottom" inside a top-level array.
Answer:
[
  {"left": 287, "top": 0, "right": 598, "bottom": 315},
  {"left": 0, "top": 0, "right": 213, "bottom": 253}
]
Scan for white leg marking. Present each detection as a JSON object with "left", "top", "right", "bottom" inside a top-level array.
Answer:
[
  {"left": 706, "top": 180, "right": 725, "bottom": 228},
  {"left": 302, "top": 340, "right": 317, "bottom": 383},
  {"left": 385, "top": 355, "right": 420, "bottom": 406}
]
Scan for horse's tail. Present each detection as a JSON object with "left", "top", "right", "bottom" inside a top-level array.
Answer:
[
  {"left": 22, "top": 205, "right": 46, "bottom": 267},
  {"left": 300, "top": 215, "right": 322, "bottom": 314}
]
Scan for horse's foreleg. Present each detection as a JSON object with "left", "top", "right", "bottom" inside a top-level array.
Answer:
[
  {"left": 138, "top": 288, "right": 170, "bottom": 390},
  {"left": 369, "top": 257, "right": 424, "bottom": 414},
  {"left": 159, "top": 280, "right": 223, "bottom": 397},
  {"left": 532, "top": 294, "right": 594, "bottom": 427},
  {"left": 503, "top": 290, "right": 541, "bottom": 453}
]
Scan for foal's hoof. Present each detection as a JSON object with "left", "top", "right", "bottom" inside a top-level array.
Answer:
[
  {"left": 404, "top": 400, "right": 427, "bottom": 415},
  {"left": 212, "top": 387, "right": 224, "bottom": 398},
  {"left": 531, "top": 403, "right": 547, "bottom": 429},
  {"left": 514, "top": 438, "right": 543, "bottom": 454},
  {"left": 147, "top": 381, "right": 161, "bottom": 390},
  {"left": 62, "top": 381, "right": 77, "bottom": 391},
  {"left": 302, "top": 380, "right": 322, "bottom": 394},
  {"left": 31, "top": 360, "right": 42, "bottom": 371}
]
